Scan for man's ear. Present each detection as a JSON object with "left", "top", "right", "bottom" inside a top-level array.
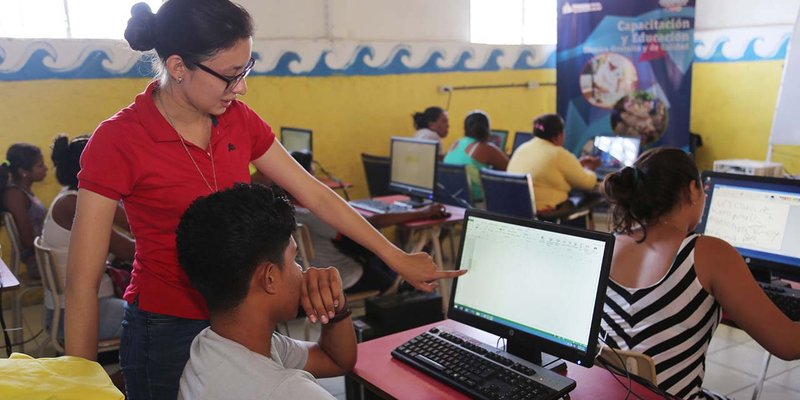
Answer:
[{"left": 257, "top": 262, "right": 280, "bottom": 295}]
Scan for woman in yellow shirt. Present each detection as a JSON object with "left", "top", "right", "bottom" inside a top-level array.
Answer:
[{"left": 507, "top": 114, "right": 599, "bottom": 212}]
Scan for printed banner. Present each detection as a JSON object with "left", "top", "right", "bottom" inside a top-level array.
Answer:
[{"left": 556, "top": 0, "right": 695, "bottom": 155}]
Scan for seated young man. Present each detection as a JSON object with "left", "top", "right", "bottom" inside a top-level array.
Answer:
[{"left": 175, "top": 184, "right": 356, "bottom": 399}]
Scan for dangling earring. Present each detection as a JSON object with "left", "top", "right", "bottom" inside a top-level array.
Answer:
[{"left": 176, "top": 76, "right": 183, "bottom": 84}]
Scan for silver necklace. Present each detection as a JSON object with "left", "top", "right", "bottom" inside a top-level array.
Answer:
[{"left": 158, "top": 94, "right": 219, "bottom": 193}]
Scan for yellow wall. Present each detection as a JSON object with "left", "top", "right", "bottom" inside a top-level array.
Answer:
[
  {"left": 2, "top": 61, "right": 799, "bottom": 216},
  {"left": 0, "top": 68, "right": 555, "bottom": 208},
  {"left": 691, "top": 60, "right": 800, "bottom": 173}
]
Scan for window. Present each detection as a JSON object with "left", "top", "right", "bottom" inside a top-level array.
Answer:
[
  {"left": 0, "top": 0, "right": 163, "bottom": 39},
  {"left": 470, "top": 0, "right": 557, "bottom": 45}
]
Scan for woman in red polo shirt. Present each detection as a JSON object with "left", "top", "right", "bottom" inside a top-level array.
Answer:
[{"left": 65, "top": 1, "right": 464, "bottom": 399}]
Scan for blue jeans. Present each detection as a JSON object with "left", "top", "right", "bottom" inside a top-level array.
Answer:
[{"left": 120, "top": 300, "right": 209, "bottom": 400}]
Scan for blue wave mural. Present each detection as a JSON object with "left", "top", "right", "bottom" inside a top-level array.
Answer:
[{"left": 0, "top": 35, "right": 790, "bottom": 82}]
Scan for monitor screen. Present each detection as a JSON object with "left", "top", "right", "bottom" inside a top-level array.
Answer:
[
  {"left": 281, "top": 127, "right": 312, "bottom": 154},
  {"left": 511, "top": 132, "right": 534, "bottom": 154},
  {"left": 389, "top": 137, "right": 439, "bottom": 205},
  {"left": 449, "top": 209, "right": 614, "bottom": 368},
  {"left": 696, "top": 172, "right": 800, "bottom": 281},
  {"left": 489, "top": 130, "right": 509, "bottom": 152},
  {"left": 592, "top": 135, "right": 640, "bottom": 171}
]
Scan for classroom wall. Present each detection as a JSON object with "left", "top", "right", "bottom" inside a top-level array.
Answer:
[{"left": 1, "top": 0, "right": 800, "bottom": 227}]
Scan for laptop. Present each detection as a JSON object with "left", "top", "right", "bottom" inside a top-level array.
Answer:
[{"left": 592, "top": 135, "right": 641, "bottom": 179}]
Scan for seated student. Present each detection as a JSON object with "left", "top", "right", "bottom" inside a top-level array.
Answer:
[
  {"left": 296, "top": 203, "right": 450, "bottom": 293},
  {"left": 1, "top": 143, "right": 48, "bottom": 278},
  {"left": 42, "top": 135, "right": 133, "bottom": 340},
  {"left": 507, "top": 114, "right": 600, "bottom": 212},
  {"left": 443, "top": 110, "right": 508, "bottom": 202},
  {"left": 176, "top": 184, "right": 356, "bottom": 399},
  {"left": 600, "top": 148, "right": 800, "bottom": 399},
  {"left": 412, "top": 106, "right": 449, "bottom": 158}
]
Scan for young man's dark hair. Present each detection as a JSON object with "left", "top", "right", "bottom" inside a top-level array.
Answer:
[{"left": 176, "top": 183, "right": 296, "bottom": 314}]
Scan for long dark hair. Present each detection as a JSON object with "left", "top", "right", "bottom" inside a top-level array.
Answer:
[
  {"left": 602, "top": 147, "right": 701, "bottom": 241},
  {"left": 1, "top": 143, "right": 43, "bottom": 211},
  {"left": 51, "top": 135, "right": 90, "bottom": 190},
  {"left": 413, "top": 107, "right": 444, "bottom": 130},
  {"left": 464, "top": 110, "right": 490, "bottom": 141},
  {"left": 124, "top": 0, "right": 254, "bottom": 74}
]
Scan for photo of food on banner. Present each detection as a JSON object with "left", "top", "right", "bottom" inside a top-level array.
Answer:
[{"left": 578, "top": 52, "right": 670, "bottom": 159}]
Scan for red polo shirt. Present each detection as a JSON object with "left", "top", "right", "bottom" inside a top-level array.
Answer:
[{"left": 78, "top": 81, "right": 274, "bottom": 319}]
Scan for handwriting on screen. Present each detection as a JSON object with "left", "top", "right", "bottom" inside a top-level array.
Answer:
[{"left": 706, "top": 195, "right": 788, "bottom": 251}]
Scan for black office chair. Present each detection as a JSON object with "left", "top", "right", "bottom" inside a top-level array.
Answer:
[
  {"left": 435, "top": 163, "right": 472, "bottom": 208},
  {"left": 361, "top": 153, "right": 394, "bottom": 197},
  {"left": 479, "top": 169, "right": 600, "bottom": 228},
  {"left": 479, "top": 169, "right": 536, "bottom": 219}
]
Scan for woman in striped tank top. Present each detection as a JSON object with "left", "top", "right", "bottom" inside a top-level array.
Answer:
[{"left": 600, "top": 148, "right": 800, "bottom": 399}]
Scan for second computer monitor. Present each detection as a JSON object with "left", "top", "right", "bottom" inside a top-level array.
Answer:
[
  {"left": 695, "top": 171, "right": 800, "bottom": 282},
  {"left": 511, "top": 132, "right": 534, "bottom": 154},
  {"left": 389, "top": 137, "right": 439, "bottom": 207},
  {"left": 281, "top": 127, "right": 312, "bottom": 153},
  {"left": 449, "top": 209, "right": 614, "bottom": 369},
  {"left": 489, "top": 130, "right": 509, "bottom": 152}
]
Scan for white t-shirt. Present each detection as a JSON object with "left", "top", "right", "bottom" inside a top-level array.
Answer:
[
  {"left": 178, "top": 327, "right": 335, "bottom": 400},
  {"left": 413, "top": 128, "right": 444, "bottom": 155}
]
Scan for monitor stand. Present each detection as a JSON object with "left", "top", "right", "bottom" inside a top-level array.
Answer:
[
  {"left": 507, "top": 337, "right": 567, "bottom": 373},
  {"left": 394, "top": 196, "right": 432, "bottom": 209}
]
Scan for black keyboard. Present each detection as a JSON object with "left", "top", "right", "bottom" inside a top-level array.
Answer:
[
  {"left": 760, "top": 282, "right": 800, "bottom": 321},
  {"left": 349, "top": 199, "right": 410, "bottom": 214},
  {"left": 392, "top": 326, "right": 576, "bottom": 400}
]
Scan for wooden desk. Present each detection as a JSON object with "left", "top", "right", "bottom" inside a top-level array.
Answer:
[
  {"left": 0, "top": 258, "right": 20, "bottom": 291},
  {"left": 350, "top": 319, "right": 663, "bottom": 400},
  {"left": 353, "top": 195, "right": 466, "bottom": 305},
  {"left": 354, "top": 195, "right": 465, "bottom": 268}
]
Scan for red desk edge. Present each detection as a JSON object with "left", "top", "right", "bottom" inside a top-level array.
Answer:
[{"left": 350, "top": 319, "right": 663, "bottom": 400}]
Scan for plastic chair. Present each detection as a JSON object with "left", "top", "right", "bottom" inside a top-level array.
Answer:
[
  {"left": 600, "top": 346, "right": 658, "bottom": 385},
  {"left": 2, "top": 211, "right": 43, "bottom": 351},
  {"left": 33, "top": 236, "right": 120, "bottom": 356},
  {"left": 361, "top": 154, "right": 394, "bottom": 197},
  {"left": 479, "top": 169, "right": 536, "bottom": 219},
  {"left": 435, "top": 163, "right": 473, "bottom": 208}
]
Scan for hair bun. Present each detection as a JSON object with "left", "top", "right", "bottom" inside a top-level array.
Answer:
[
  {"left": 51, "top": 135, "right": 70, "bottom": 167},
  {"left": 124, "top": 2, "right": 157, "bottom": 52}
]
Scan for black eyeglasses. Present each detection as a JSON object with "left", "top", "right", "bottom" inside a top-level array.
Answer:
[{"left": 192, "top": 57, "right": 256, "bottom": 92}]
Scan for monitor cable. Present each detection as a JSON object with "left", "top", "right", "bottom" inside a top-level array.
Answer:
[
  {"left": 313, "top": 160, "right": 350, "bottom": 201},
  {"left": 435, "top": 182, "right": 472, "bottom": 209}
]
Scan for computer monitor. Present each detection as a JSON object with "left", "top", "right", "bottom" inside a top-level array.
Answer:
[
  {"left": 695, "top": 171, "right": 800, "bottom": 282},
  {"left": 281, "top": 127, "right": 313, "bottom": 172},
  {"left": 592, "top": 135, "right": 641, "bottom": 177},
  {"left": 511, "top": 132, "right": 534, "bottom": 154},
  {"left": 449, "top": 209, "right": 614, "bottom": 369},
  {"left": 281, "top": 127, "right": 312, "bottom": 153},
  {"left": 489, "top": 130, "right": 509, "bottom": 152},
  {"left": 389, "top": 137, "right": 439, "bottom": 207}
]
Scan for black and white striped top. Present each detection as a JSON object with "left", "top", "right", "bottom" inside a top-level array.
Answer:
[{"left": 601, "top": 233, "right": 727, "bottom": 399}]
